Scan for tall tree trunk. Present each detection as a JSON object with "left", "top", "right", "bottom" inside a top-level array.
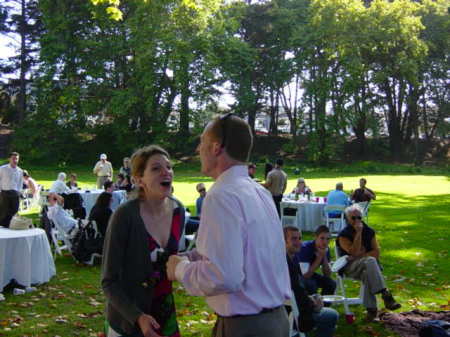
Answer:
[
  {"left": 17, "top": 0, "right": 27, "bottom": 123},
  {"left": 178, "top": 56, "right": 190, "bottom": 136}
]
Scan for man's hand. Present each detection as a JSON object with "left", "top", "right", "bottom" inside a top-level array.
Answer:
[
  {"left": 310, "top": 295, "right": 324, "bottom": 312},
  {"left": 316, "top": 247, "right": 327, "bottom": 259},
  {"left": 166, "top": 255, "right": 183, "bottom": 281},
  {"left": 137, "top": 314, "right": 165, "bottom": 337},
  {"left": 354, "top": 221, "right": 364, "bottom": 233}
]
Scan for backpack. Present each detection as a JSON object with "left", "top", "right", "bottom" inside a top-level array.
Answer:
[
  {"left": 62, "top": 193, "right": 87, "bottom": 219},
  {"left": 71, "top": 220, "right": 103, "bottom": 264},
  {"left": 419, "top": 320, "right": 450, "bottom": 337}
]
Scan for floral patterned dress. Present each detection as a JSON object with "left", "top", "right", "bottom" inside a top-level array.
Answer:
[{"left": 147, "top": 206, "right": 183, "bottom": 337}]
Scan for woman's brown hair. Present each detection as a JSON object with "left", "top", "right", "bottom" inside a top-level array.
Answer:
[{"left": 130, "top": 145, "right": 170, "bottom": 199}]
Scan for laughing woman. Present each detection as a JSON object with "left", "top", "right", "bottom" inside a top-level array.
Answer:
[{"left": 102, "top": 145, "right": 185, "bottom": 337}]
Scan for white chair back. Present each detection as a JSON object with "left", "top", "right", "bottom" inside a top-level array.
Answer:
[
  {"left": 286, "top": 290, "right": 305, "bottom": 337},
  {"left": 324, "top": 205, "right": 346, "bottom": 233},
  {"left": 355, "top": 201, "right": 370, "bottom": 223}
]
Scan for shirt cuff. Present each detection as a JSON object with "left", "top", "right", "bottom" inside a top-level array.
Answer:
[{"left": 175, "top": 259, "right": 190, "bottom": 282}]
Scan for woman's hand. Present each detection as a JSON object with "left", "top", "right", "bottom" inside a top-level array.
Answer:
[{"left": 137, "top": 314, "right": 165, "bottom": 337}]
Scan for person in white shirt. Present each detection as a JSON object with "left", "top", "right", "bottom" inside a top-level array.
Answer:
[
  {"left": 93, "top": 153, "right": 113, "bottom": 189},
  {"left": 50, "top": 172, "right": 70, "bottom": 194},
  {"left": 46, "top": 193, "right": 78, "bottom": 236},
  {"left": 167, "top": 114, "right": 290, "bottom": 337},
  {"left": 23, "top": 170, "right": 38, "bottom": 198},
  {"left": 0, "top": 152, "right": 23, "bottom": 228}
]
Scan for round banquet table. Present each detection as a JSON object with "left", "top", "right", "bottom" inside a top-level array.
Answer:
[
  {"left": 0, "top": 228, "right": 56, "bottom": 292},
  {"left": 280, "top": 197, "right": 327, "bottom": 232}
]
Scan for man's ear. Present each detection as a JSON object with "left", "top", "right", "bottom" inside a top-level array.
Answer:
[{"left": 211, "top": 141, "right": 223, "bottom": 157}]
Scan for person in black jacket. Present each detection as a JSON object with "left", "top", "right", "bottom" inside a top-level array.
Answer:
[
  {"left": 89, "top": 192, "right": 113, "bottom": 237},
  {"left": 284, "top": 226, "right": 338, "bottom": 337},
  {"left": 101, "top": 145, "right": 185, "bottom": 337}
]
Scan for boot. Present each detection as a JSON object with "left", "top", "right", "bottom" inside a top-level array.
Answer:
[
  {"left": 365, "top": 308, "right": 378, "bottom": 322},
  {"left": 382, "top": 290, "right": 401, "bottom": 310}
]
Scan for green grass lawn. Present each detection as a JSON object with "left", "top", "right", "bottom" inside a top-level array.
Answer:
[{"left": 1, "top": 162, "right": 449, "bottom": 337}]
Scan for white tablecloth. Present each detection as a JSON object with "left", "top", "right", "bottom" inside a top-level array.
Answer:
[
  {"left": 0, "top": 228, "right": 56, "bottom": 292},
  {"left": 78, "top": 190, "right": 127, "bottom": 215},
  {"left": 281, "top": 197, "right": 326, "bottom": 231}
]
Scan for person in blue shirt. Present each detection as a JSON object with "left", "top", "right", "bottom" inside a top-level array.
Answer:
[
  {"left": 296, "top": 225, "right": 336, "bottom": 296},
  {"left": 195, "top": 183, "right": 206, "bottom": 216},
  {"left": 285, "top": 226, "right": 339, "bottom": 337},
  {"left": 185, "top": 183, "right": 207, "bottom": 235},
  {"left": 326, "top": 182, "right": 350, "bottom": 218}
]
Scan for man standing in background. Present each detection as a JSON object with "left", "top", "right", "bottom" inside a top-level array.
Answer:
[
  {"left": 0, "top": 152, "right": 23, "bottom": 228},
  {"left": 264, "top": 158, "right": 287, "bottom": 217},
  {"left": 351, "top": 178, "right": 376, "bottom": 202},
  {"left": 93, "top": 153, "right": 113, "bottom": 189}
]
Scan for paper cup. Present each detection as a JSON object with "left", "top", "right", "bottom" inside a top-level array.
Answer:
[{"left": 345, "top": 313, "right": 355, "bottom": 324}]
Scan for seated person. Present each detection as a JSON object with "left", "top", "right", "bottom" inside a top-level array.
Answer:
[
  {"left": 50, "top": 172, "right": 70, "bottom": 194},
  {"left": 351, "top": 178, "right": 376, "bottom": 202},
  {"left": 185, "top": 183, "right": 207, "bottom": 235},
  {"left": 114, "top": 173, "right": 132, "bottom": 192},
  {"left": 337, "top": 204, "right": 401, "bottom": 321},
  {"left": 114, "top": 173, "right": 125, "bottom": 190},
  {"left": 326, "top": 182, "right": 350, "bottom": 218},
  {"left": 195, "top": 182, "right": 206, "bottom": 217},
  {"left": 66, "top": 173, "right": 78, "bottom": 189},
  {"left": 248, "top": 163, "right": 256, "bottom": 179},
  {"left": 119, "top": 157, "right": 131, "bottom": 177},
  {"left": 297, "top": 225, "right": 336, "bottom": 296},
  {"left": 46, "top": 193, "right": 78, "bottom": 236},
  {"left": 292, "top": 178, "right": 312, "bottom": 196},
  {"left": 88, "top": 192, "right": 112, "bottom": 237},
  {"left": 285, "top": 226, "right": 338, "bottom": 337},
  {"left": 103, "top": 180, "right": 114, "bottom": 193},
  {"left": 22, "top": 170, "right": 39, "bottom": 199}
]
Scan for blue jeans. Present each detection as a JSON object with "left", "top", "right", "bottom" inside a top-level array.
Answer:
[
  {"left": 309, "top": 308, "right": 338, "bottom": 337},
  {"left": 302, "top": 273, "right": 336, "bottom": 296}
]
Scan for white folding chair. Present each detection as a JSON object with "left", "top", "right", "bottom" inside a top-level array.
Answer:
[
  {"left": 333, "top": 241, "right": 363, "bottom": 313},
  {"left": 324, "top": 205, "right": 346, "bottom": 234},
  {"left": 285, "top": 290, "right": 306, "bottom": 337},
  {"left": 49, "top": 214, "right": 77, "bottom": 258},
  {"left": 75, "top": 219, "right": 102, "bottom": 265},
  {"left": 50, "top": 223, "right": 71, "bottom": 258},
  {"left": 185, "top": 232, "right": 197, "bottom": 251},
  {"left": 179, "top": 211, "right": 193, "bottom": 252},
  {"left": 355, "top": 201, "right": 370, "bottom": 224},
  {"left": 281, "top": 201, "right": 300, "bottom": 228},
  {"left": 19, "top": 193, "right": 31, "bottom": 211}
]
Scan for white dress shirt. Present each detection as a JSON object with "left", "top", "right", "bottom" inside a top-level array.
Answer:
[
  {"left": 47, "top": 204, "right": 77, "bottom": 234},
  {"left": 0, "top": 164, "right": 23, "bottom": 192},
  {"left": 50, "top": 180, "right": 70, "bottom": 194},
  {"left": 175, "top": 165, "right": 291, "bottom": 316}
]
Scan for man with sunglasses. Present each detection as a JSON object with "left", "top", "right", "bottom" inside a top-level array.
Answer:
[
  {"left": 195, "top": 183, "right": 207, "bottom": 216},
  {"left": 184, "top": 183, "right": 207, "bottom": 235},
  {"left": 337, "top": 204, "right": 401, "bottom": 322},
  {"left": 167, "top": 114, "right": 290, "bottom": 337}
]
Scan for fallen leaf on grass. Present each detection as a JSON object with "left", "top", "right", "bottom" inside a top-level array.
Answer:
[
  {"left": 362, "top": 325, "right": 381, "bottom": 336},
  {"left": 74, "top": 322, "right": 87, "bottom": 329}
]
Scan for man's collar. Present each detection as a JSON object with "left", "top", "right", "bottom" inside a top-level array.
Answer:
[{"left": 215, "top": 165, "right": 247, "bottom": 184}]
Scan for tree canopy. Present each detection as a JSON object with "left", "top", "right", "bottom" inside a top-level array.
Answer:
[{"left": 0, "top": 0, "right": 448, "bottom": 163}]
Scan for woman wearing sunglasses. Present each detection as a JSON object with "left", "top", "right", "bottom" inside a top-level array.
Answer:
[{"left": 336, "top": 204, "right": 401, "bottom": 322}]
